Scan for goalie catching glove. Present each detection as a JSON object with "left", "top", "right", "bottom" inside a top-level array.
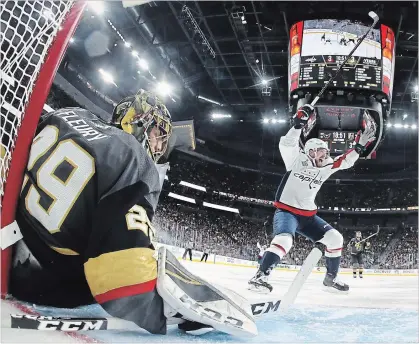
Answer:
[{"left": 157, "top": 246, "right": 257, "bottom": 338}]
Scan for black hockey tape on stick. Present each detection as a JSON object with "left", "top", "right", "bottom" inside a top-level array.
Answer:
[
  {"left": 310, "top": 11, "right": 380, "bottom": 107},
  {"left": 6, "top": 298, "right": 283, "bottom": 331}
]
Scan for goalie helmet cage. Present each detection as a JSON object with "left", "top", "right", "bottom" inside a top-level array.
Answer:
[{"left": 0, "top": 1, "right": 86, "bottom": 297}]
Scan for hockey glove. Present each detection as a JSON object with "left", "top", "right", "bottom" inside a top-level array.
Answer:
[
  {"left": 353, "top": 125, "right": 376, "bottom": 154},
  {"left": 293, "top": 104, "right": 314, "bottom": 129}
]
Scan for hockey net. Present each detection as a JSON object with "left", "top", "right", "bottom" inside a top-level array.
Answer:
[{"left": 1, "top": 0, "right": 85, "bottom": 296}]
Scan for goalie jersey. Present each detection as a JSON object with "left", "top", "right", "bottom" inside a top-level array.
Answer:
[{"left": 11, "top": 108, "right": 167, "bottom": 334}]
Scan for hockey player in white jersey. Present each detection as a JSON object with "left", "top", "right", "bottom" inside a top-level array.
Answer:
[{"left": 249, "top": 104, "right": 376, "bottom": 293}]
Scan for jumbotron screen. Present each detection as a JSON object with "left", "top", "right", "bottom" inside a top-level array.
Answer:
[
  {"left": 318, "top": 130, "right": 356, "bottom": 155},
  {"left": 289, "top": 19, "right": 395, "bottom": 100}
]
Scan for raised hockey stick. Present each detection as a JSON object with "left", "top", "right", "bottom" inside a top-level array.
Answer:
[
  {"left": 278, "top": 246, "right": 323, "bottom": 313},
  {"left": 310, "top": 11, "right": 380, "bottom": 107},
  {"left": 2, "top": 298, "right": 283, "bottom": 331},
  {"left": 357, "top": 225, "right": 380, "bottom": 244}
]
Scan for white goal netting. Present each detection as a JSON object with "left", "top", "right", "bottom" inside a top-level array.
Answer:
[{"left": 0, "top": 0, "right": 75, "bottom": 196}]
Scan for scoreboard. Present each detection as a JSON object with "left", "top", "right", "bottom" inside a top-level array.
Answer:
[
  {"left": 299, "top": 55, "right": 382, "bottom": 91},
  {"left": 289, "top": 19, "right": 395, "bottom": 101},
  {"left": 318, "top": 130, "right": 356, "bottom": 155}
]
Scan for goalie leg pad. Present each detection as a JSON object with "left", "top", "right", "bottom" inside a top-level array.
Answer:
[{"left": 156, "top": 246, "right": 257, "bottom": 338}]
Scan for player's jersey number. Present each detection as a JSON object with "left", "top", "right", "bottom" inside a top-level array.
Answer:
[
  {"left": 23, "top": 125, "right": 95, "bottom": 234},
  {"left": 126, "top": 204, "right": 155, "bottom": 241}
]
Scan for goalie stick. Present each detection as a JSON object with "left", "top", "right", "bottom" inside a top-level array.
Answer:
[
  {"left": 2, "top": 298, "right": 282, "bottom": 331},
  {"left": 310, "top": 11, "right": 380, "bottom": 107}
]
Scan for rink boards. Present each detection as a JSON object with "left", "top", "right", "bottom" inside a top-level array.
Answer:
[{"left": 157, "top": 243, "right": 418, "bottom": 277}]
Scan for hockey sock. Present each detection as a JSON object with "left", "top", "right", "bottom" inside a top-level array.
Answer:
[
  {"left": 359, "top": 268, "right": 363, "bottom": 276},
  {"left": 259, "top": 251, "right": 281, "bottom": 275},
  {"left": 353, "top": 269, "right": 357, "bottom": 277},
  {"left": 325, "top": 256, "right": 341, "bottom": 277}
]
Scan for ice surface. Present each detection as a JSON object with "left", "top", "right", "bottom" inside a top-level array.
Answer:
[
  {"left": 1, "top": 262, "right": 418, "bottom": 343},
  {"left": 301, "top": 31, "right": 381, "bottom": 59}
]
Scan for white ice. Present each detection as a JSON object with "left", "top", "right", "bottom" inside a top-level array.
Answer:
[
  {"left": 301, "top": 31, "right": 381, "bottom": 59},
  {"left": 1, "top": 262, "right": 418, "bottom": 343}
]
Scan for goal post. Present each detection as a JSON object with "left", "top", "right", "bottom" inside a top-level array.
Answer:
[{"left": 1, "top": 1, "right": 86, "bottom": 297}]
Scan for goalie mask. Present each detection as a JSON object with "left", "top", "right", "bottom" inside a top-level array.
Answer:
[
  {"left": 304, "top": 138, "right": 332, "bottom": 167},
  {"left": 112, "top": 90, "right": 173, "bottom": 163}
]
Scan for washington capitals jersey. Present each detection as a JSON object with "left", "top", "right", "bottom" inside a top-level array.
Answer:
[
  {"left": 274, "top": 127, "right": 359, "bottom": 216},
  {"left": 14, "top": 108, "right": 166, "bottom": 334}
]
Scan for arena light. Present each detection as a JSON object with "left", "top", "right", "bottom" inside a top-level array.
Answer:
[
  {"left": 263, "top": 118, "right": 269, "bottom": 123},
  {"left": 386, "top": 122, "right": 392, "bottom": 128},
  {"left": 98, "top": 68, "right": 116, "bottom": 86},
  {"left": 157, "top": 81, "right": 172, "bottom": 96},
  {"left": 203, "top": 202, "right": 239, "bottom": 214},
  {"left": 271, "top": 119, "right": 277, "bottom": 124},
  {"left": 131, "top": 50, "right": 138, "bottom": 57},
  {"left": 403, "top": 113, "right": 408, "bottom": 120},
  {"left": 403, "top": 124, "right": 409, "bottom": 129},
  {"left": 197, "top": 95, "right": 223, "bottom": 106},
  {"left": 179, "top": 181, "right": 206, "bottom": 192},
  {"left": 415, "top": 85, "right": 418, "bottom": 92},
  {"left": 89, "top": 1, "right": 105, "bottom": 15},
  {"left": 411, "top": 124, "right": 417, "bottom": 129},
  {"left": 261, "top": 79, "right": 268, "bottom": 85},
  {"left": 211, "top": 113, "right": 231, "bottom": 119},
  {"left": 168, "top": 192, "right": 196, "bottom": 204},
  {"left": 124, "top": 41, "right": 131, "bottom": 48},
  {"left": 69, "top": 37, "right": 75, "bottom": 43},
  {"left": 138, "top": 58, "right": 149, "bottom": 70},
  {"left": 393, "top": 123, "right": 402, "bottom": 128}
]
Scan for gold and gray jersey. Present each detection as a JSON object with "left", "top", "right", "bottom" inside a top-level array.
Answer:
[
  {"left": 348, "top": 238, "right": 367, "bottom": 255},
  {"left": 14, "top": 108, "right": 166, "bottom": 334}
]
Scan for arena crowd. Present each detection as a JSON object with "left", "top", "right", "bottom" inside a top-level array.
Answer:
[{"left": 46, "top": 88, "right": 418, "bottom": 270}]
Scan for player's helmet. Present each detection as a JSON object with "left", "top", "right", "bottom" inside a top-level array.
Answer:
[
  {"left": 112, "top": 89, "right": 173, "bottom": 163},
  {"left": 356, "top": 231, "right": 362, "bottom": 238},
  {"left": 304, "top": 138, "right": 329, "bottom": 156}
]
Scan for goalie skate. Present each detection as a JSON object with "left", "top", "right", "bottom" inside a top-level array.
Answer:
[{"left": 248, "top": 271, "right": 273, "bottom": 293}]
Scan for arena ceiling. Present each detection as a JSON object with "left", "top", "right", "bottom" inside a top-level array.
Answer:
[{"left": 63, "top": 1, "right": 418, "bottom": 167}]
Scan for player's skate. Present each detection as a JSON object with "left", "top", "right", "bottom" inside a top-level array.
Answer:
[
  {"left": 248, "top": 270, "right": 273, "bottom": 293},
  {"left": 322, "top": 273, "right": 349, "bottom": 294}
]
